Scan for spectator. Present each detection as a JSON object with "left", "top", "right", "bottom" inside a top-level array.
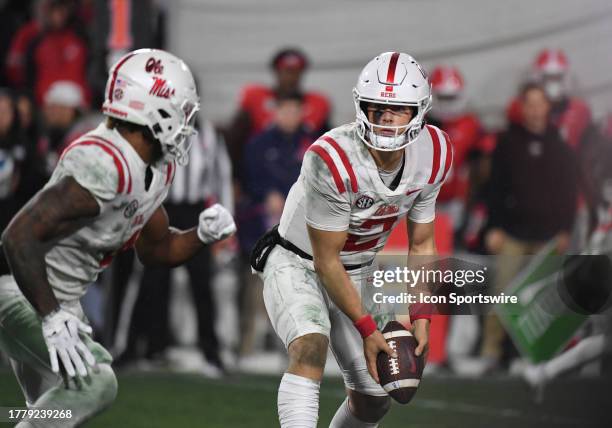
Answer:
[
  {"left": 238, "top": 92, "right": 316, "bottom": 356},
  {"left": 0, "top": 90, "right": 26, "bottom": 231},
  {"left": 0, "top": 90, "right": 26, "bottom": 168},
  {"left": 15, "top": 91, "right": 38, "bottom": 144},
  {"left": 4, "top": 0, "right": 44, "bottom": 88},
  {"left": 242, "top": 92, "right": 314, "bottom": 242},
  {"left": 24, "top": 0, "right": 90, "bottom": 106},
  {"left": 37, "top": 80, "right": 84, "bottom": 177},
  {"left": 480, "top": 83, "right": 578, "bottom": 368},
  {"left": 506, "top": 49, "right": 593, "bottom": 150},
  {"left": 225, "top": 47, "right": 331, "bottom": 179}
]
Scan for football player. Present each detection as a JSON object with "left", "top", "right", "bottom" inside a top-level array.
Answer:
[
  {"left": 252, "top": 52, "right": 452, "bottom": 427},
  {"left": 428, "top": 65, "right": 487, "bottom": 235},
  {"left": 0, "top": 49, "right": 236, "bottom": 426}
]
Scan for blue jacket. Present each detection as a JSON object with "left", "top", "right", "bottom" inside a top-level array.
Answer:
[{"left": 238, "top": 125, "right": 315, "bottom": 252}]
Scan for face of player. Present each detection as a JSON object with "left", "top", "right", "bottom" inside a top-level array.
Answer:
[{"left": 365, "top": 103, "right": 414, "bottom": 137}]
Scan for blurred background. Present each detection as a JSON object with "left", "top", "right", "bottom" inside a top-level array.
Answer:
[{"left": 0, "top": 0, "right": 611, "bottom": 427}]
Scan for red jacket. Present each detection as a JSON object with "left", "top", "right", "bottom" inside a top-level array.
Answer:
[
  {"left": 6, "top": 21, "right": 41, "bottom": 86},
  {"left": 28, "top": 29, "right": 90, "bottom": 106},
  {"left": 436, "top": 113, "right": 483, "bottom": 202},
  {"left": 239, "top": 84, "right": 330, "bottom": 136}
]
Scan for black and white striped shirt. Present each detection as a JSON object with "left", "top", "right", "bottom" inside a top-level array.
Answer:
[{"left": 167, "top": 119, "right": 233, "bottom": 212}]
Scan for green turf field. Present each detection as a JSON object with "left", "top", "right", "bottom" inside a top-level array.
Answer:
[{"left": 0, "top": 369, "right": 610, "bottom": 427}]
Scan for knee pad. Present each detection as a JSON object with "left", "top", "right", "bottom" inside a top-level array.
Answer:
[{"left": 342, "top": 361, "right": 387, "bottom": 397}]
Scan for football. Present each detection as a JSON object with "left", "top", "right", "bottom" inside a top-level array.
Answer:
[{"left": 376, "top": 321, "right": 424, "bottom": 404}]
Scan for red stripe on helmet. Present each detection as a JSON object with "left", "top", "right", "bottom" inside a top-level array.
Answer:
[
  {"left": 108, "top": 52, "right": 136, "bottom": 102},
  {"left": 386, "top": 52, "right": 400, "bottom": 84},
  {"left": 426, "top": 125, "right": 442, "bottom": 184},
  {"left": 320, "top": 136, "right": 358, "bottom": 193},
  {"left": 308, "top": 144, "right": 346, "bottom": 194}
]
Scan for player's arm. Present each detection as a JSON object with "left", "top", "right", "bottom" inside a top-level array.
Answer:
[
  {"left": 406, "top": 219, "right": 436, "bottom": 357},
  {"left": 2, "top": 176, "right": 100, "bottom": 316},
  {"left": 2, "top": 176, "right": 99, "bottom": 377},
  {"left": 307, "top": 226, "right": 363, "bottom": 321},
  {"left": 408, "top": 220, "right": 436, "bottom": 255},
  {"left": 135, "top": 203, "right": 236, "bottom": 267},
  {"left": 307, "top": 225, "right": 396, "bottom": 383}
]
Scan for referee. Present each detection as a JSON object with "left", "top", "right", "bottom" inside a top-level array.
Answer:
[{"left": 121, "top": 116, "right": 233, "bottom": 374}]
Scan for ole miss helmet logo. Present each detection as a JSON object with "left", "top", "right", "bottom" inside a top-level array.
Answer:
[
  {"left": 145, "top": 57, "right": 164, "bottom": 74},
  {"left": 150, "top": 77, "right": 176, "bottom": 99}
]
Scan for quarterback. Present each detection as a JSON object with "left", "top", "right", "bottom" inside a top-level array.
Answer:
[
  {"left": 252, "top": 52, "right": 452, "bottom": 427},
  {"left": 0, "top": 49, "right": 235, "bottom": 426}
]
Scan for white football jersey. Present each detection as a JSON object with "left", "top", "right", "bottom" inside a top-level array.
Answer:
[
  {"left": 43, "top": 123, "right": 175, "bottom": 302},
  {"left": 279, "top": 122, "right": 452, "bottom": 266}
]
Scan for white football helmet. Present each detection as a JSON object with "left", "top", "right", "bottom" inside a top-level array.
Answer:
[
  {"left": 531, "top": 49, "right": 570, "bottom": 102},
  {"left": 102, "top": 48, "right": 200, "bottom": 165},
  {"left": 430, "top": 65, "right": 468, "bottom": 121},
  {"left": 353, "top": 52, "right": 432, "bottom": 151}
]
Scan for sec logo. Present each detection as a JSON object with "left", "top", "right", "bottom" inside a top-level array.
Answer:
[
  {"left": 124, "top": 200, "right": 139, "bottom": 218},
  {"left": 355, "top": 194, "right": 374, "bottom": 209}
]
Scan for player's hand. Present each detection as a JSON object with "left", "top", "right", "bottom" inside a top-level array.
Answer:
[
  {"left": 412, "top": 318, "right": 430, "bottom": 358},
  {"left": 197, "top": 203, "right": 237, "bottom": 244},
  {"left": 363, "top": 330, "right": 397, "bottom": 384},
  {"left": 41, "top": 309, "right": 96, "bottom": 378}
]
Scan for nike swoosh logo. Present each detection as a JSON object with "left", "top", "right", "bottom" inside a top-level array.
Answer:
[{"left": 406, "top": 188, "right": 422, "bottom": 196}]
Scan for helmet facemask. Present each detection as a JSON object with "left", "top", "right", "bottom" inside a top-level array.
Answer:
[
  {"left": 353, "top": 89, "right": 431, "bottom": 151},
  {"left": 149, "top": 98, "right": 200, "bottom": 166}
]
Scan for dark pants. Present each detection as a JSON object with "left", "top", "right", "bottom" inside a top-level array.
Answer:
[
  {"left": 126, "top": 203, "right": 221, "bottom": 367},
  {"left": 103, "top": 249, "right": 135, "bottom": 348}
]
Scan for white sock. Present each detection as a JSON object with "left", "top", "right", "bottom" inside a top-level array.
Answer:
[
  {"left": 329, "top": 397, "right": 379, "bottom": 428},
  {"left": 278, "top": 372, "right": 320, "bottom": 428},
  {"left": 544, "top": 335, "right": 605, "bottom": 379}
]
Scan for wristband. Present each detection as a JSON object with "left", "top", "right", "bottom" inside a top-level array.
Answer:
[{"left": 354, "top": 314, "right": 377, "bottom": 338}]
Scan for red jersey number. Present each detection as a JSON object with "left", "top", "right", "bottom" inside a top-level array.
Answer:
[{"left": 343, "top": 216, "right": 399, "bottom": 252}]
